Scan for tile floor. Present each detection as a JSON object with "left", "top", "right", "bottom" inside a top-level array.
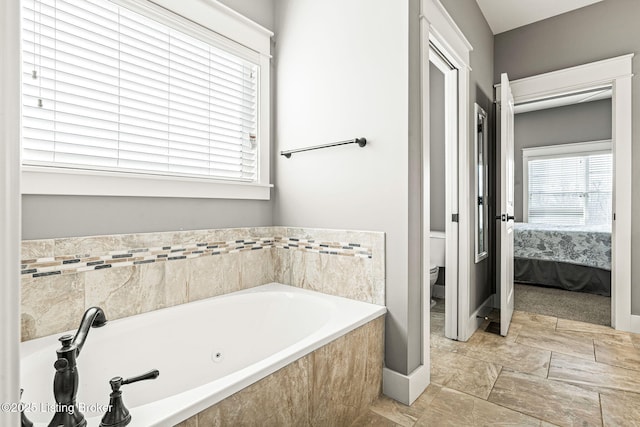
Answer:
[{"left": 351, "top": 309, "right": 640, "bottom": 426}]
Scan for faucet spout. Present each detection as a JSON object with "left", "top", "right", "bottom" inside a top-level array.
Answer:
[
  {"left": 72, "top": 307, "right": 107, "bottom": 357},
  {"left": 48, "top": 307, "right": 107, "bottom": 427}
]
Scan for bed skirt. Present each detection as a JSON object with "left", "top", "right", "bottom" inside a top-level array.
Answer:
[{"left": 514, "top": 257, "right": 611, "bottom": 297}]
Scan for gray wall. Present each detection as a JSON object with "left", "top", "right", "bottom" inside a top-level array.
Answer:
[
  {"left": 22, "top": 196, "right": 273, "bottom": 239},
  {"left": 273, "top": 0, "right": 422, "bottom": 375},
  {"left": 494, "top": 0, "right": 640, "bottom": 313},
  {"left": 21, "top": 0, "right": 276, "bottom": 240},
  {"left": 514, "top": 99, "right": 612, "bottom": 221},
  {"left": 440, "top": 0, "right": 495, "bottom": 312},
  {"left": 430, "top": 62, "right": 446, "bottom": 233}
]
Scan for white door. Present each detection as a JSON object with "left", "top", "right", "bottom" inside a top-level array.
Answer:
[
  {"left": 499, "top": 73, "right": 515, "bottom": 336},
  {"left": 429, "top": 47, "right": 459, "bottom": 340}
]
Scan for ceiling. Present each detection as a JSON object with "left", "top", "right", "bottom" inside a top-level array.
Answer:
[{"left": 475, "top": 0, "right": 604, "bottom": 34}]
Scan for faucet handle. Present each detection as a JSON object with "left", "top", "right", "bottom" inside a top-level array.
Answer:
[
  {"left": 100, "top": 369, "right": 159, "bottom": 427},
  {"left": 110, "top": 369, "right": 160, "bottom": 392}
]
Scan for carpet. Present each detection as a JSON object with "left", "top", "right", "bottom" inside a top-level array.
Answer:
[{"left": 514, "top": 283, "right": 611, "bottom": 326}]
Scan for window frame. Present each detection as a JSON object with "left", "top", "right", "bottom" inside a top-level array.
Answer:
[
  {"left": 522, "top": 139, "right": 612, "bottom": 224},
  {"left": 20, "top": 0, "right": 273, "bottom": 200}
]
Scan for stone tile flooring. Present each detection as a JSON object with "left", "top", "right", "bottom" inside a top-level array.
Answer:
[{"left": 351, "top": 310, "right": 640, "bottom": 426}]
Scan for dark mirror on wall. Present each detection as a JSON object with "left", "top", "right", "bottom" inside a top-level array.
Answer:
[{"left": 475, "top": 103, "right": 488, "bottom": 262}]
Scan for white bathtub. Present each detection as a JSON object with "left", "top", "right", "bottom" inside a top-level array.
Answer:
[{"left": 20, "top": 283, "right": 386, "bottom": 426}]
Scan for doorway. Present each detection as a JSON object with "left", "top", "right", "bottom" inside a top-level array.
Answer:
[
  {"left": 428, "top": 45, "right": 459, "bottom": 340},
  {"left": 516, "top": 94, "right": 612, "bottom": 326},
  {"left": 415, "top": 2, "right": 473, "bottom": 405},
  {"left": 421, "top": 0, "right": 474, "bottom": 359},
  {"left": 495, "top": 55, "right": 634, "bottom": 332}
]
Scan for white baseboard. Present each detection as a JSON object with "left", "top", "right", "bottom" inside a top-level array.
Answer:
[
  {"left": 382, "top": 364, "right": 430, "bottom": 405},
  {"left": 459, "top": 294, "right": 494, "bottom": 342},
  {"left": 628, "top": 314, "right": 640, "bottom": 333}
]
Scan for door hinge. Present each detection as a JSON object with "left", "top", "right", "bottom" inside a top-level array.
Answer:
[{"left": 452, "top": 213, "right": 459, "bottom": 222}]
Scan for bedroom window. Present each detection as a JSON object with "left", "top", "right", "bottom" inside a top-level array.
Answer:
[
  {"left": 523, "top": 141, "right": 612, "bottom": 226},
  {"left": 21, "top": 0, "right": 271, "bottom": 199}
]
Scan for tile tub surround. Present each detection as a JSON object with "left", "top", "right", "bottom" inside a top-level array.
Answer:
[
  {"left": 175, "top": 316, "right": 384, "bottom": 427},
  {"left": 272, "top": 227, "right": 385, "bottom": 306},
  {"left": 21, "top": 227, "right": 385, "bottom": 341}
]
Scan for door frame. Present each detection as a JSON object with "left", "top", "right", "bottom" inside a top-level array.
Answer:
[
  {"left": 495, "top": 54, "right": 634, "bottom": 331},
  {"left": 420, "top": 0, "right": 473, "bottom": 364}
]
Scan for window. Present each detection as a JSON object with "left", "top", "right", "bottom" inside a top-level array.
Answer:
[
  {"left": 21, "top": 0, "right": 272, "bottom": 199},
  {"left": 523, "top": 141, "right": 612, "bottom": 226}
]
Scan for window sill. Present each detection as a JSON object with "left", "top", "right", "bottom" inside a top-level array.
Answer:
[{"left": 21, "top": 166, "right": 272, "bottom": 200}]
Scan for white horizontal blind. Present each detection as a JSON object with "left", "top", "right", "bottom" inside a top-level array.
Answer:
[
  {"left": 22, "top": 0, "right": 259, "bottom": 181},
  {"left": 527, "top": 153, "right": 612, "bottom": 225}
]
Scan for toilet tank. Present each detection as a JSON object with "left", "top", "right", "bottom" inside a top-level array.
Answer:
[{"left": 430, "top": 231, "right": 446, "bottom": 267}]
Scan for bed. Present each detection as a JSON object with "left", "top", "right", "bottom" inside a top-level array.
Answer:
[{"left": 513, "top": 222, "right": 611, "bottom": 296}]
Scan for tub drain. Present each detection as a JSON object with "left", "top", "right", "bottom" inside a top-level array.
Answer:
[{"left": 211, "top": 351, "right": 224, "bottom": 363}]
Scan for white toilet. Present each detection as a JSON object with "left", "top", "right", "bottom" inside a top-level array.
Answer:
[{"left": 430, "top": 231, "right": 446, "bottom": 308}]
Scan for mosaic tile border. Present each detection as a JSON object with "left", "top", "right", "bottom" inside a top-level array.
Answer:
[
  {"left": 21, "top": 236, "right": 373, "bottom": 279},
  {"left": 273, "top": 237, "right": 372, "bottom": 257}
]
